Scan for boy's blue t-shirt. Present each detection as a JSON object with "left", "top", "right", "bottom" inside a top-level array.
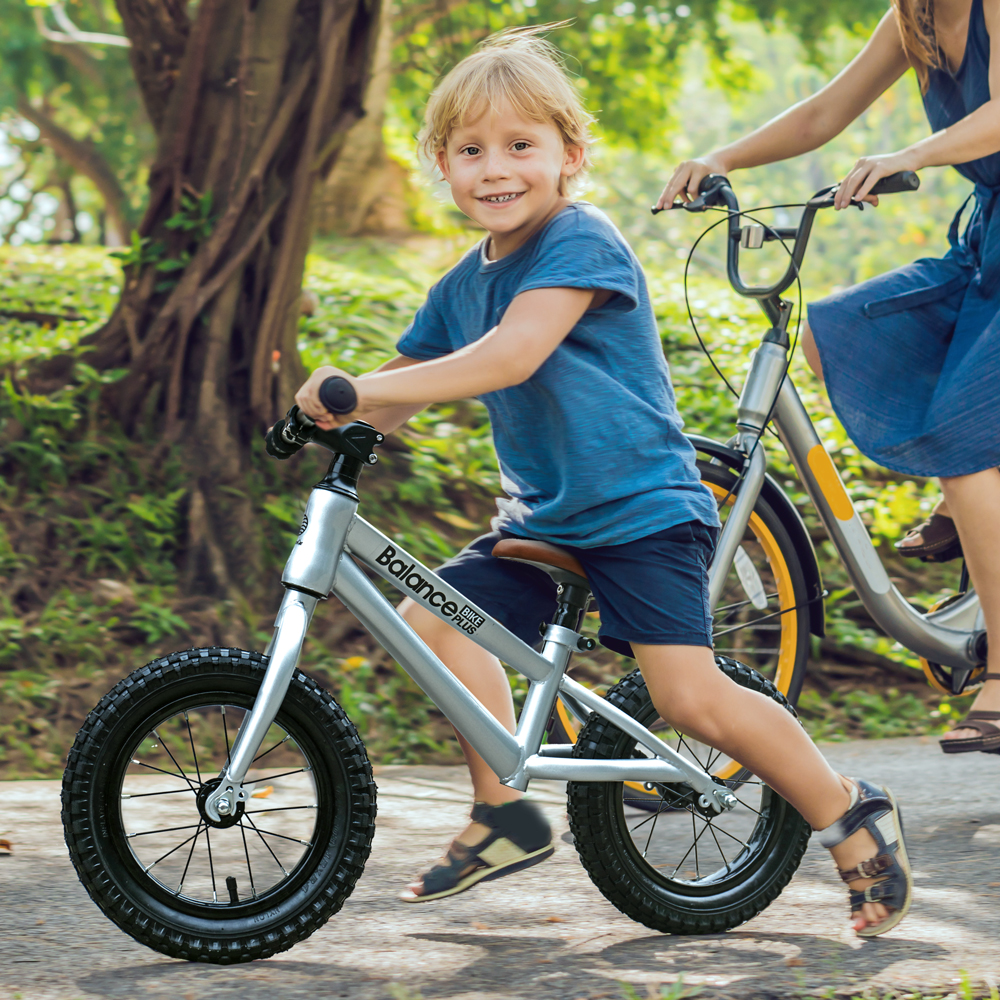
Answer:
[{"left": 396, "top": 202, "right": 720, "bottom": 547}]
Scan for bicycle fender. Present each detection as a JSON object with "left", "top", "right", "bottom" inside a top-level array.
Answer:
[{"left": 689, "top": 434, "right": 825, "bottom": 638}]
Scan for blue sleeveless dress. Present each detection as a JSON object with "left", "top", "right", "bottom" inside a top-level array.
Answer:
[{"left": 809, "top": 0, "right": 1000, "bottom": 478}]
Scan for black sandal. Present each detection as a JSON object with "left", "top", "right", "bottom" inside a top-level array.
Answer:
[
  {"left": 817, "top": 778, "right": 912, "bottom": 938},
  {"left": 940, "top": 675, "right": 1000, "bottom": 753},
  {"left": 894, "top": 512, "right": 963, "bottom": 562},
  {"left": 400, "top": 799, "right": 554, "bottom": 903}
]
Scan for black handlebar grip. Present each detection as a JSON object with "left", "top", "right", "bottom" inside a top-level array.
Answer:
[
  {"left": 868, "top": 171, "right": 920, "bottom": 196},
  {"left": 318, "top": 376, "right": 358, "bottom": 415}
]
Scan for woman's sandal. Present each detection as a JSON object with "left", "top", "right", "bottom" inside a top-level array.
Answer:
[
  {"left": 940, "top": 675, "right": 1000, "bottom": 754},
  {"left": 400, "top": 799, "right": 554, "bottom": 903},
  {"left": 894, "top": 512, "right": 963, "bottom": 562},
  {"left": 817, "top": 778, "right": 912, "bottom": 938}
]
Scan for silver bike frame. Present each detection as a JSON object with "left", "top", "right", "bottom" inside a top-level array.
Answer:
[
  {"left": 703, "top": 342, "right": 983, "bottom": 671},
  {"left": 203, "top": 485, "right": 739, "bottom": 822}
]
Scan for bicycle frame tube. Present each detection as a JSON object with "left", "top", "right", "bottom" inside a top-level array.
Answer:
[
  {"left": 772, "top": 378, "right": 982, "bottom": 669},
  {"left": 342, "top": 517, "right": 730, "bottom": 804},
  {"left": 208, "top": 481, "right": 736, "bottom": 813}
]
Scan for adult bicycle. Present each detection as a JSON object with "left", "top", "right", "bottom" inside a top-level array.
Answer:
[{"left": 554, "top": 172, "right": 986, "bottom": 780}]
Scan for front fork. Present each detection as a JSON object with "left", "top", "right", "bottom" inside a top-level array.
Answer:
[{"left": 203, "top": 485, "right": 357, "bottom": 823}]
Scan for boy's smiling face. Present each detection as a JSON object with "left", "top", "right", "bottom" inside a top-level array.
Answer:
[{"left": 437, "top": 101, "right": 585, "bottom": 257}]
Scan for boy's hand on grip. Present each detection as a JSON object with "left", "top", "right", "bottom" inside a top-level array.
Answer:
[{"left": 295, "top": 366, "right": 357, "bottom": 429}]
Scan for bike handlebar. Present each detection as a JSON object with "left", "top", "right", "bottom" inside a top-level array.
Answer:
[
  {"left": 264, "top": 406, "right": 382, "bottom": 463},
  {"left": 653, "top": 171, "right": 920, "bottom": 307},
  {"left": 318, "top": 376, "right": 358, "bottom": 415}
]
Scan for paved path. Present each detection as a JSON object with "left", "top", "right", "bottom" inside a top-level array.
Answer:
[{"left": 2, "top": 737, "right": 999, "bottom": 1000}]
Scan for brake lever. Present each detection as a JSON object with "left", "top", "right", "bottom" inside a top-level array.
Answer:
[{"left": 651, "top": 196, "right": 709, "bottom": 216}]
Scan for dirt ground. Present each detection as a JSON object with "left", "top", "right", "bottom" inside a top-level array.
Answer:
[{"left": 2, "top": 735, "right": 999, "bottom": 1000}]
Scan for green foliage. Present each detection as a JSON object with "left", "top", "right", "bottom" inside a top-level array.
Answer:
[{"left": 391, "top": 0, "right": 887, "bottom": 151}]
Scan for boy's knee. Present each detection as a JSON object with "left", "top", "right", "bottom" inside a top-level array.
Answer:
[{"left": 650, "top": 687, "right": 718, "bottom": 742}]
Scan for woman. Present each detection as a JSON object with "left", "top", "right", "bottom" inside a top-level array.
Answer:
[{"left": 658, "top": 0, "right": 1000, "bottom": 753}]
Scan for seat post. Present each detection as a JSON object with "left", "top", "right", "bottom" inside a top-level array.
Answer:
[{"left": 552, "top": 582, "right": 591, "bottom": 631}]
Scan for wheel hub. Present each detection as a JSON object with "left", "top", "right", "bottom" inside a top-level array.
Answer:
[{"left": 196, "top": 777, "right": 245, "bottom": 829}]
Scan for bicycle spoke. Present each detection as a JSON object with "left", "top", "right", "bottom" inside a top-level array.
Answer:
[
  {"left": 641, "top": 795, "right": 667, "bottom": 858},
  {"left": 240, "top": 821, "right": 257, "bottom": 899},
  {"left": 205, "top": 827, "right": 218, "bottom": 903},
  {"left": 175, "top": 822, "right": 203, "bottom": 896},
  {"left": 676, "top": 733, "right": 709, "bottom": 771},
  {"left": 693, "top": 810, "right": 700, "bottom": 879},
  {"left": 242, "top": 814, "right": 289, "bottom": 877},
  {"left": 714, "top": 593, "right": 779, "bottom": 615},
  {"left": 184, "top": 712, "right": 203, "bottom": 785},
  {"left": 709, "top": 823, "right": 751, "bottom": 850},
  {"left": 130, "top": 759, "right": 196, "bottom": 786},
  {"left": 706, "top": 820, "right": 732, "bottom": 872},
  {"left": 244, "top": 804, "right": 317, "bottom": 816},
  {"left": 252, "top": 734, "right": 291, "bottom": 765},
  {"left": 144, "top": 827, "right": 203, "bottom": 872},
  {"left": 121, "top": 787, "right": 198, "bottom": 800},
  {"left": 248, "top": 824, "right": 312, "bottom": 847},
  {"left": 733, "top": 794, "right": 761, "bottom": 815},
  {"left": 668, "top": 812, "right": 714, "bottom": 879},
  {"left": 149, "top": 729, "right": 199, "bottom": 791},
  {"left": 248, "top": 766, "right": 309, "bottom": 782},
  {"left": 128, "top": 823, "right": 202, "bottom": 839}
]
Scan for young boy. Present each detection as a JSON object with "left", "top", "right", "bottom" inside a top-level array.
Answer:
[{"left": 296, "top": 27, "right": 911, "bottom": 936}]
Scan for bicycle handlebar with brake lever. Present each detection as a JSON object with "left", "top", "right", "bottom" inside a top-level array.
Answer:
[{"left": 652, "top": 171, "right": 920, "bottom": 323}]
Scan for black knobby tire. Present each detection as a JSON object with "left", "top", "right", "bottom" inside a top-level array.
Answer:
[
  {"left": 567, "top": 656, "right": 811, "bottom": 935},
  {"left": 62, "top": 647, "right": 376, "bottom": 963}
]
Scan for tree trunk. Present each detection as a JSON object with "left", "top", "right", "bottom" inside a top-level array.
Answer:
[
  {"left": 315, "top": 1, "right": 408, "bottom": 235},
  {"left": 50, "top": 0, "right": 382, "bottom": 597}
]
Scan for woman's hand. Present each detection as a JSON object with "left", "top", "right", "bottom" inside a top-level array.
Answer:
[
  {"left": 655, "top": 154, "right": 729, "bottom": 211},
  {"left": 295, "top": 365, "right": 359, "bottom": 430},
  {"left": 833, "top": 150, "right": 919, "bottom": 209}
]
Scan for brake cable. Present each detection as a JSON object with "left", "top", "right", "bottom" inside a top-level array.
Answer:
[{"left": 675, "top": 201, "right": 810, "bottom": 515}]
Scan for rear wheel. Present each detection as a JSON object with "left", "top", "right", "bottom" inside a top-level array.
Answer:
[
  {"left": 567, "top": 657, "right": 811, "bottom": 934},
  {"left": 62, "top": 647, "right": 376, "bottom": 964}
]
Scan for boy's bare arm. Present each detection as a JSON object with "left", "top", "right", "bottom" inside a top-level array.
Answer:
[
  {"left": 296, "top": 286, "right": 601, "bottom": 425},
  {"left": 352, "top": 354, "right": 426, "bottom": 434}
]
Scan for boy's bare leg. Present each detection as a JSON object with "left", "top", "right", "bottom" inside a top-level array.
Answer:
[
  {"left": 633, "top": 642, "right": 889, "bottom": 932},
  {"left": 939, "top": 468, "right": 1000, "bottom": 739},
  {"left": 398, "top": 599, "right": 521, "bottom": 857}
]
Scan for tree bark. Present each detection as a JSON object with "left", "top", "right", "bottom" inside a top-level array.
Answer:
[
  {"left": 53, "top": 0, "right": 384, "bottom": 597},
  {"left": 15, "top": 95, "right": 131, "bottom": 245}
]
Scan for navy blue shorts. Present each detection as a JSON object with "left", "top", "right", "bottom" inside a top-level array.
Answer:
[{"left": 436, "top": 521, "right": 718, "bottom": 658}]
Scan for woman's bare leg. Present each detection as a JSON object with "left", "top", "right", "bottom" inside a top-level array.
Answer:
[
  {"left": 801, "top": 319, "right": 825, "bottom": 383},
  {"left": 633, "top": 642, "right": 891, "bottom": 931},
  {"left": 937, "top": 468, "right": 1000, "bottom": 740}
]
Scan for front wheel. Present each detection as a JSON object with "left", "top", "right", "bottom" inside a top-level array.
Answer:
[
  {"left": 567, "top": 656, "right": 811, "bottom": 935},
  {"left": 62, "top": 647, "right": 376, "bottom": 963}
]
